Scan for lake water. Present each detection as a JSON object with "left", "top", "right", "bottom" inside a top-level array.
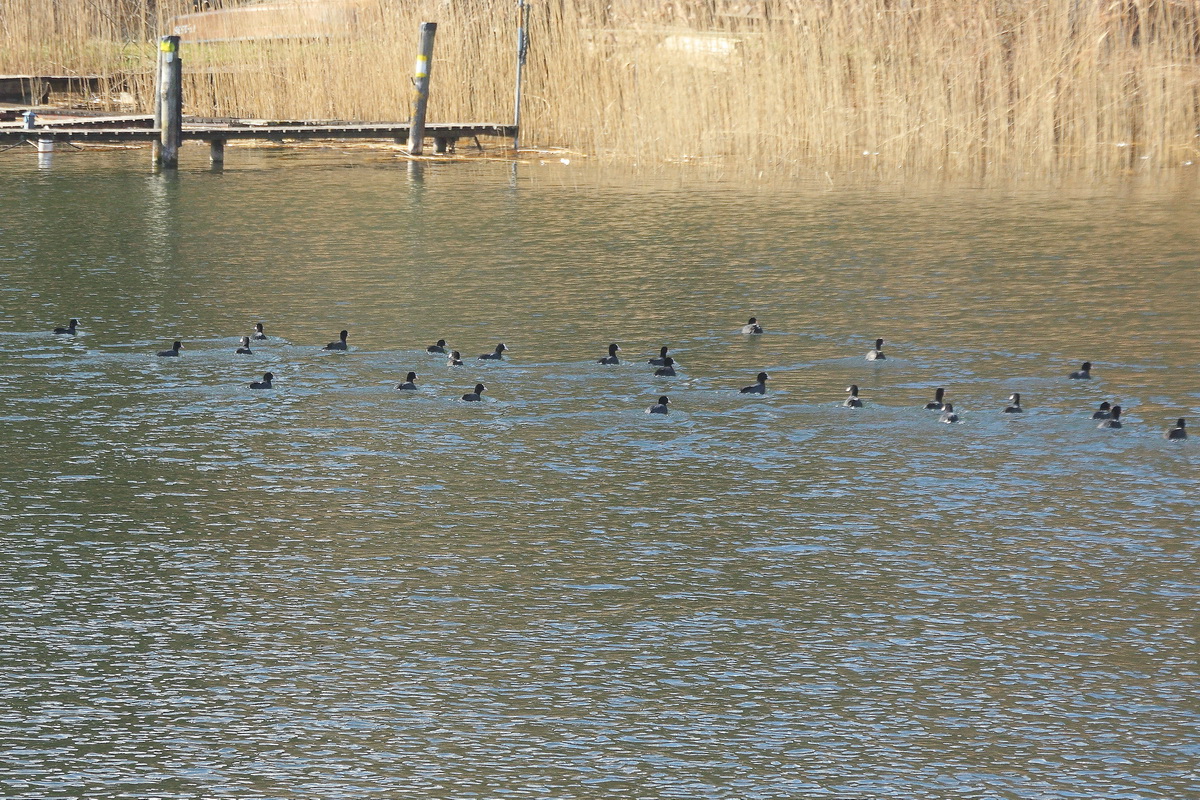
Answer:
[{"left": 1, "top": 149, "right": 1197, "bottom": 799}]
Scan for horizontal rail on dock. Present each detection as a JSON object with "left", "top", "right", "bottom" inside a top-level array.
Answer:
[{"left": 185, "top": 123, "right": 517, "bottom": 141}]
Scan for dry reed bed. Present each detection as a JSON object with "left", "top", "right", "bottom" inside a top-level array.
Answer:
[{"left": 2, "top": 0, "right": 1198, "bottom": 176}]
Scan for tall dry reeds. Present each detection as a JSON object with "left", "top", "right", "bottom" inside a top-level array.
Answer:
[{"left": 2, "top": 0, "right": 1198, "bottom": 176}]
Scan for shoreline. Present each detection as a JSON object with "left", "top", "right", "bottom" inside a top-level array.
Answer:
[{"left": 4, "top": 0, "right": 1200, "bottom": 178}]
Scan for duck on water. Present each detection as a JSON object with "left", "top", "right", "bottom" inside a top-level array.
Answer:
[
  {"left": 740, "top": 372, "right": 769, "bottom": 395},
  {"left": 1069, "top": 361, "right": 1092, "bottom": 379},
  {"left": 1097, "top": 405, "right": 1123, "bottom": 429},
  {"left": 647, "top": 396, "right": 671, "bottom": 414},
  {"left": 598, "top": 343, "right": 621, "bottom": 365},
  {"left": 741, "top": 317, "right": 763, "bottom": 334},
  {"left": 324, "top": 330, "right": 349, "bottom": 351},
  {"left": 479, "top": 343, "right": 508, "bottom": 361}
]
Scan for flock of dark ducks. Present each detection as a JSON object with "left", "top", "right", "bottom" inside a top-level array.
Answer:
[{"left": 49, "top": 316, "right": 1189, "bottom": 440}]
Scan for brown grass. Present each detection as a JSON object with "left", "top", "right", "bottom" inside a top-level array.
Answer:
[{"left": 3, "top": 0, "right": 1199, "bottom": 176}]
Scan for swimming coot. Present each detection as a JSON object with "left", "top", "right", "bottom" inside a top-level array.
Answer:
[
  {"left": 479, "top": 343, "right": 508, "bottom": 360},
  {"left": 426, "top": 339, "right": 447, "bottom": 354},
  {"left": 236, "top": 336, "right": 253, "bottom": 355},
  {"left": 53, "top": 319, "right": 78, "bottom": 335},
  {"left": 1097, "top": 405, "right": 1123, "bottom": 429},
  {"left": 252, "top": 322, "right": 267, "bottom": 340},
  {"left": 1069, "top": 361, "right": 1092, "bottom": 379},
  {"left": 1091, "top": 401, "right": 1112, "bottom": 420},
  {"left": 647, "top": 395, "right": 670, "bottom": 414},
  {"left": 654, "top": 357, "right": 677, "bottom": 377},
  {"left": 323, "top": 330, "right": 349, "bottom": 351},
  {"left": 598, "top": 343, "right": 621, "bottom": 365},
  {"left": 1165, "top": 418, "right": 1187, "bottom": 440},
  {"left": 462, "top": 383, "right": 486, "bottom": 402},
  {"left": 866, "top": 338, "right": 885, "bottom": 361},
  {"left": 924, "top": 387, "right": 946, "bottom": 410},
  {"left": 1003, "top": 392, "right": 1023, "bottom": 413},
  {"left": 397, "top": 371, "right": 418, "bottom": 390},
  {"left": 740, "top": 372, "right": 769, "bottom": 394},
  {"left": 648, "top": 346, "right": 671, "bottom": 366},
  {"left": 939, "top": 402, "right": 959, "bottom": 423},
  {"left": 157, "top": 341, "right": 183, "bottom": 357},
  {"left": 844, "top": 385, "right": 862, "bottom": 407},
  {"left": 741, "top": 317, "right": 763, "bottom": 334},
  {"left": 447, "top": 350, "right": 464, "bottom": 366},
  {"left": 249, "top": 372, "right": 274, "bottom": 390}
]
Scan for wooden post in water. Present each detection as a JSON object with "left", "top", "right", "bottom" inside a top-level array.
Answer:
[
  {"left": 157, "top": 36, "right": 183, "bottom": 167},
  {"left": 210, "top": 139, "right": 225, "bottom": 165},
  {"left": 407, "top": 22, "right": 437, "bottom": 155},
  {"left": 512, "top": 0, "right": 530, "bottom": 152},
  {"left": 152, "top": 41, "right": 164, "bottom": 163}
]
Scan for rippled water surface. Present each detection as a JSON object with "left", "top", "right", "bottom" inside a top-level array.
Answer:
[{"left": 1, "top": 151, "right": 1198, "bottom": 799}]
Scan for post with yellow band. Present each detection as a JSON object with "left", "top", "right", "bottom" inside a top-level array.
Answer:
[
  {"left": 156, "top": 36, "right": 183, "bottom": 168},
  {"left": 407, "top": 22, "right": 437, "bottom": 155}
]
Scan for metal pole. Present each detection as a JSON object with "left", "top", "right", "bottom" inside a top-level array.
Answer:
[
  {"left": 407, "top": 22, "right": 437, "bottom": 155},
  {"left": 157, "top": 35, "right": 183, "bottom": 168},
  {"left": 512, "top": 0, "right": 529, "bottom": 152}
]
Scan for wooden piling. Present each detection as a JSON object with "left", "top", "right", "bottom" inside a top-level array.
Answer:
[
  {"left": 513, "top": 0, "right": 530, "bottom": 151},
  {"left": 157, "top": 36, "right": 182, "bottom": 168},
  {"left": 151, "top": 42, "right": 164, "bottom": 163},
  {"left": 210, "top": 139, "right": 225, "bottom": 164},
  {"left": 407, "top": 22, "right": 437, "bottom": 155}
]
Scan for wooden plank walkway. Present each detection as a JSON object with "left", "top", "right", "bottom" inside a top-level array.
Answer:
[
  {"left": 0, "top": 115, "right": 154, "bottom": 129},
  {"left": 0, "top": 122, "right": 516, "bottom": 148}
]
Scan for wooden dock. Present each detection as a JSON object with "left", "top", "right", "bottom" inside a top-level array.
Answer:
[
  {"left": 0, "top": 121, "right": 517, "bottom": 154},
  {"left": 2, "top": 20, "right": 527, "bottom": 166}
]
